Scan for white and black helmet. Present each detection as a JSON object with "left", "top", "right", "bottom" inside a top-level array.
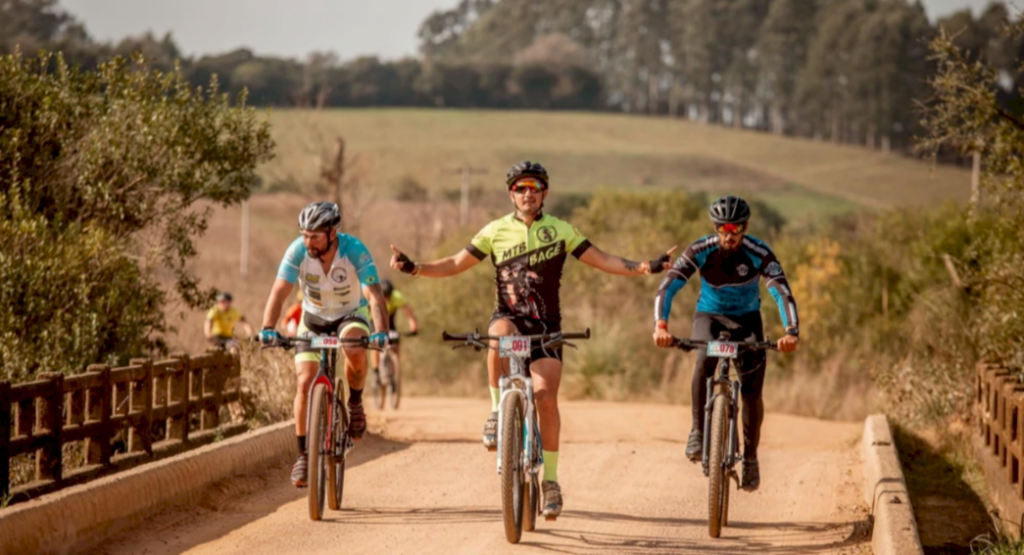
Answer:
[
  {"left": 709, "top": 196, "right": 751, "bottom": 225},
  {"left": 298, "top": 202, "right": 341, "bottom": 231}
]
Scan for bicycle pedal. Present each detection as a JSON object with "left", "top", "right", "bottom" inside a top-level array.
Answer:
[{"left": 544, "top": 515, "right": 557, "bottom": 522}]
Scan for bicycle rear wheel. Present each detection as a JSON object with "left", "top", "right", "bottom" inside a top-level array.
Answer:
[
  {"left": 371, "top": 368, "right": 385, "bottom": 411},
  {"left": 307, "top": 383, "right": 329, "bottom": 521},
  {"left": 327, "top": 400, "right": 347, "bottom": 511},
  {"left": 523, "top": 476, "right": 538, "bottom": 532},
  {"left": 707, "top": 393, "right": 728, "bottom": 538},
  {"left": 500, "top": 392, "right": 525, "bottom": 544},
  {"left": 386, "top": 352, "right": 401, "bottom": 410}
]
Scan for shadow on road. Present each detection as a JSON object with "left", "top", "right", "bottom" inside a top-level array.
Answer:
[
  {"left": 82, "top": 433, "right": 412, "bottom": 555},
  {"left": 318, "top": 504, "right": 870, "bottom": 555}
]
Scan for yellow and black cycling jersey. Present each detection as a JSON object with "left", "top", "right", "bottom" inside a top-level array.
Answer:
[{"left": 466, "top": 212, "right": 591, "bottom": 325}]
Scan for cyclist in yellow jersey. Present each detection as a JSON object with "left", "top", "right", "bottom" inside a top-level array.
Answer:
[
  {"left": 205, "top": 292, "right": 254, "bottom": 349},
  {"left": 369, "top": 279, "right": 419, "bottom": 386},
  {"left": 389, "top": 161, "right": 675, "bottom": 518}
]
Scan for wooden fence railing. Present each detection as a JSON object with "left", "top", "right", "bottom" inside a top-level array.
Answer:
[
  {"left": 1, "top": 350, "right": 245, "bottom": 503},
  {"left": 976, "top": 362, "right": 1024, "bottom": 535}
]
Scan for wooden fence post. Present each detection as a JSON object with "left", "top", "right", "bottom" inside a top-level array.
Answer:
[
  {"left": 1, "top": 381, "right": 10, "bottom": 498},
  {"left": 84, "top": 365, "right": 107, "bottom": 466},
  {"left": 35, "top": 373, "right": 63, "bottom": 483},
  {"left": 128, "top": 359, "right": 153, "bottom": 455},
  {"left": 202, "top": 354, "right": 224, "bottom": 431},
  {"left": 168, "top": 354, "right": 189, "bottom": 444}
]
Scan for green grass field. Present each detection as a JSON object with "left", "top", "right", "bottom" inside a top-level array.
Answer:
[{"left": 262, "top": 108, "right": 970, "bottom": 222}]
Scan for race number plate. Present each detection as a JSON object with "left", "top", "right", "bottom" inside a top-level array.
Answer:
[
  {"left": 311, "top": 336, "right": 341, "bottom": 349},
  {"left": 500, "top": 336, "right": 531, "bottom": 358},
  {"left": 706, "top": 341, "right": 738, "bottom": 358}
]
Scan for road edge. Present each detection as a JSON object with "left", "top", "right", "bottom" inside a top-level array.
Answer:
[
  {"left": 0, "top": 420, "right": 295, "bottom": 555},
  {"left": 863, "top": 414, "right": 924, "bottom": 555}
]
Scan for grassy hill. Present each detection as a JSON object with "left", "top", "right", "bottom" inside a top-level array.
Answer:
[{"left": 262, "top": 108, "right": 970, "bottom": 222}]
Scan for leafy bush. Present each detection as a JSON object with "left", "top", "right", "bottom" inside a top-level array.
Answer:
[{"left": 0, "top": 51, "right": 274, "bottom": 380}]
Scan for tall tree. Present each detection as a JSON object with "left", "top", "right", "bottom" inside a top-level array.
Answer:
[{"left": 756, "top": 0, "right": 816, "bottom": 135}]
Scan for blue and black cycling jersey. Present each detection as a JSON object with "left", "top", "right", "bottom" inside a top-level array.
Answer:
[{"left": 653, "top": 234, "right": 800, "bottom": 332}]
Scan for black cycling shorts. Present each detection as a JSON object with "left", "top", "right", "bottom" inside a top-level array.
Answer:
[
  {"left": 489, "top": 312, "right": 563, "bottom": 363},
  {"left": 692, "top": 311, "right": 766, "bottom": 397}
]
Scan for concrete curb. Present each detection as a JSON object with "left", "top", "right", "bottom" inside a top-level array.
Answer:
[
  {"left": 0, "top": 421, "right": 295, "bottom": 555},
  {"left": 863, "top": 414, "right": 924, "bottom": 555}
]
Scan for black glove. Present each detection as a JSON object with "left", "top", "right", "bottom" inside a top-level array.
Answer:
[
  {"left": 648, "top": 252, "right": 672, "bottom": 274},
  {"left": 395, "top": 250, "right": 417, "bottom": 274}
]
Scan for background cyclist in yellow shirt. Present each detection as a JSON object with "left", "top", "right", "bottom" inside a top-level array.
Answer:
[
  {"left": 205, "top": 292, "right": 254, "bottom": 349},
  {"left": 370, "top": 279, "right": 419, "bottom": 388}
]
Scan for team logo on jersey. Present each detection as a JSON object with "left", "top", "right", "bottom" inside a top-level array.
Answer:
[
  {"left": 359, "top": 253, "right": 371, "bottom": 264},
  {"left": 538, "top": 226, "right": 558, "bottom": 244},
  {"left": 305, "top": 274, "right": 320, "bottom": 284},
  {"left": 330, "top": 267, "right": 348, "bottom": 283},
  {"left": 737, "top": 264, "right": 749, "bottom": 277},
  {"left": 366, "top": 276, "right": 378, "bottom": 285},
  {"left": 766, "top": 261, "right": 783, "bottom": 277}
]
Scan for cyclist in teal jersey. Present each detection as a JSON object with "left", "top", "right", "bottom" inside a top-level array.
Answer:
[{"left": 259, "top": 202, "right": 390, "bottom": 488}]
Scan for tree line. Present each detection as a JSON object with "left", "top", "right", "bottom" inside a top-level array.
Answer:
[{"left": 3, "top": 0, "right": 1021, "bottom": 152}]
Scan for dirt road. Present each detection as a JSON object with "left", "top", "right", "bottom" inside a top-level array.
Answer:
[{"left": 90, "top": 398, "right": 870, "bottom": 555}]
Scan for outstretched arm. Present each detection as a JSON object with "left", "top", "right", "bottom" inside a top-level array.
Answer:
[
  {"left": 578, "top": 245, "right": 677, "bottom": 276},
  {"left": 390, "top": 245, "right": 481, "bottom": 278}
]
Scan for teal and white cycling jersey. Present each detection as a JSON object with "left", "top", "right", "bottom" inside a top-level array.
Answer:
[{"left": 276, "top": 233, "right": 380, "bottom": 321}]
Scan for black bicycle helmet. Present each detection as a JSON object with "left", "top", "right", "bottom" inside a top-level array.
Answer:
[
  {"left": 506, "top": 161, "right": 549, "bottom": 189},
  {"left": 381, "top": 279, "right": 394, "bottom": 297},
  {"left": 298, "top": 202, "right": 342, "bottom": 231},
  {"left": 709, "top": 196, "right": 751, "bottom": 225},
  {"left": 216, "top": 291, "right": 232, "bottom": 302}
]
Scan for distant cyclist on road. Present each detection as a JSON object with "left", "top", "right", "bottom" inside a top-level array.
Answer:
[
  {"left": 652, "top": 196, "right": 800, "bottom": 491},
  {"left": 369, "top": 279, "right": 420, "bottom": 386},
  {"left": 204, "top": 292, "right": 254, "bottom": 349},
  {"left": 389, "top": 161, "right": 675, "bottom": 518},
  {"left": 258, "top": 202, "right": 390, "bottom": 488}
]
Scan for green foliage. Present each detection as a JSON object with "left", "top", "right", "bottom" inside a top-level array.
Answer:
[{"left": 0, "top": 51, "right": 274, "bottom": 380}]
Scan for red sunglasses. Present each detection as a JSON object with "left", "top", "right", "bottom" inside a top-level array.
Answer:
[
  {"left": 510, "top": 181, "right": 545, "bottom": 194},
  {"left": 716, "top": 222, "right": 746, "bottom": 235}
]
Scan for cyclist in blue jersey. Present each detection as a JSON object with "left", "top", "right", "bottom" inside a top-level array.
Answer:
[
  {"left": 258, "top": 202, "right": 390, "bottom": 488},
  {"left": 652, "top": 196, "right": 800, "bottom": 491}
]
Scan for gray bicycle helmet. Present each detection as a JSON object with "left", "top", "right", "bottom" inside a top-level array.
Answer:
[
  {"left": 298, "top": 202, "right": 341, "bottom": 231},
  {"left": 216, "top": 291, "right": 232, "bottom": 302},
  {"left": 506, "top": 161, "right": 549, "bottom": 189},
  {"left": 709, "top": 196, "right": 751, "bottom": 225}
]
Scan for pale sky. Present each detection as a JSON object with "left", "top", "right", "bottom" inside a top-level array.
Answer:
[{"left": 61, "top": 0, "right": 991, "bottom": 62}]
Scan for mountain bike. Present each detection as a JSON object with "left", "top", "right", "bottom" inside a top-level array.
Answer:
[
  {"left": 265, "top": 334, "right": 372, "bottom": 521},
  {"left": 442, "top": 328, "right": 590, "bottom": 544},
  {"left": 672, "top": 332, "right": 777, "bottom": 539},
  {"left": 371, "top": 330, "right": 415, "bottom": 410}
]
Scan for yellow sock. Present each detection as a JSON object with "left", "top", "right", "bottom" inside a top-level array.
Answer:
[
  {"left": 543, "top": 450, "right": 558, "bottom": 482},
  {"left": 490, "top": 387, "right": 500, "bottom": 412}
]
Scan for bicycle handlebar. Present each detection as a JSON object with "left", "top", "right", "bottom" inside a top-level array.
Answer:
[
  {"left": 263, "top": 335, "right": 372, "bottom": 350},
  {"left": 441, "top": 328, "right": 591, "bottom": 342},
  {"left": 671, "top": 337, "right": 778, "bottom": 352},
  {"left": 441, "top": 328, "right": 591, "bottom": 352}
]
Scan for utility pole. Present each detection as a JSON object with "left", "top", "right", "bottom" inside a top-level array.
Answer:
[
  {"left": 444, "top": 164, "right": 488, "bottom": 226},
  {"left": 970, "top": 149, "right": 982, "bottom": 213},
  {"left": 240, "top": 199, "right": 250, "bottom": 278}
]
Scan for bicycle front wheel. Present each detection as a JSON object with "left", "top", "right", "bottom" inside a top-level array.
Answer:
[
  {"left": 500, "top": 392, "right": 525, "bottom": 544},
  {"left": 307, "top": 383, "right": 329, "bottom": 521},
  {"left": 707, "top": 393, "right": 728, "bottom": 538},
  {"left": 327, "top": 399, "right": 347, "bottom": 511}
]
